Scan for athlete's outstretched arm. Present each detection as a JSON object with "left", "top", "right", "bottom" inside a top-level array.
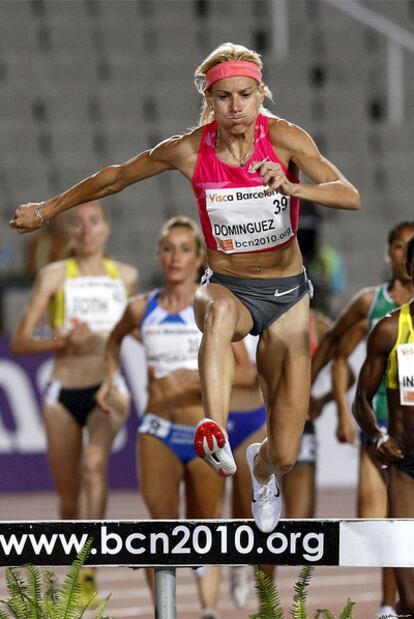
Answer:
[
  {"left": 11, "top": 264, "right": 68, "bottom": 355},
  {"left": 10, "top": 134, "right": 197, "bottom": 234}
]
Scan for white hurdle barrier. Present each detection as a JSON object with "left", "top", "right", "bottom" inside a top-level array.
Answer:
[{"left": 0, "top": 518, "right": 413, "bottom": 618}]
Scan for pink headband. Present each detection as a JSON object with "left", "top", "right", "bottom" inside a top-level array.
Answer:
[{"left": 204, "top": 60, "right": 262, "bottom": 91}]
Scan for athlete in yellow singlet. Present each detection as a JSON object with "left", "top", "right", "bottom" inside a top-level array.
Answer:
[
  {"left": 353, "top": 234, "right": 414, "bottom": 618},
  {"left": 11, "top": 201, "right": 138, "bottom": 604}
]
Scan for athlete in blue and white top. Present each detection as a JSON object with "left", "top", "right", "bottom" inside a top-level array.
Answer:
[{"left": 97, "top": 216, "right": 224, "bottom": 619}]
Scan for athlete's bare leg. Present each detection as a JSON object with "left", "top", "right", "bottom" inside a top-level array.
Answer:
[
  {"left": 231, "top": 425, "right": 267, "bottom": 606},
  {"left": 43, "top": 403, "right": 83, "bottom": 519},
  {"left": 232, "top": 425, "right": 267, "bottom": 519},
  {"left": 388, "top": 467, "right": 414, "bottom": 617},
  {"left": 185, "top": 457, "right": 224, "bottom": 613},
  {"left": 138, "top": 433, "right": 183, "bottom": 598},
  {"left": 138, "top": 433, "right": 223, "bottom": 613},
  {"left": 194, "top": 283, "right": 253, "bottom": 428},
  {"left": 358, "top": 446, "right": 388, "bottom": 516},
  {"left": 254, "top": 295, "right": 310, "bottom": 481},
  {"left": 358, "top": 446, "right": 397, "bottom": 609},
  {"left": 260, "top": 462, "right": 315, "bottom": 582},
  {"left": 283, "top": 463, "right": 316, "bottom": 517},
  {"left": 83, "top": 391, "right": 129, "bottom": 519},
  {"left": 185, "top": 458, "right": 224, "bottom": 519}
]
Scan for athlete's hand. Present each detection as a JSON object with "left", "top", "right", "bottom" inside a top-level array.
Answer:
[
  {"left": 248, "top": 160, "right": 298, "bottom": 196},
  {"left": 67, "top": 321, "right": 94, "bottom": 346},
  {"left": 96, "top": 379, "right": 113, "bottom": 414},
  {"left": 9, "top": 202, "right": 45, "bottom": 234},
  {"left": 53, "top": 335, "right": 71, "bottom": 353},
  {"left": 336, "top": 414, "right": 357, "bottom": 444},
  {"left": 375, "top": 436, "right": 404, "bottom": 466}
]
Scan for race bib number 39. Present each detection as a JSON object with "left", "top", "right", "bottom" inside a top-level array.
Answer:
[
  {"left": 206, "top": 185, "right": 293, "bottom": 253},
  {"left": 397, "top": 343, "right": 414, "bottom": 406}
]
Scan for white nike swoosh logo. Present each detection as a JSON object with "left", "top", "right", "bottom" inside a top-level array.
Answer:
[{"left": 273, "top": 285, "right": 300, "bottom": 297}]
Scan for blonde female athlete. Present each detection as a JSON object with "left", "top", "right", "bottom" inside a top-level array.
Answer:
[
  {"left": 11, "top": 201, "right": 138, "bottom": 603},
  {"left": 11, "top": 42, "right": 359, "bottom": 532},
  {"left": 97, "top": 216, "right": 223, "bottom": 619}
]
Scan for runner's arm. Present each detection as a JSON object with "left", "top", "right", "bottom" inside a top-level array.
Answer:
[
  {"left": 10, "top": 133, "right": 197, "bottom": 233},
  {"left": 11, "top": 265, "right": 68, "bottom": 355}
]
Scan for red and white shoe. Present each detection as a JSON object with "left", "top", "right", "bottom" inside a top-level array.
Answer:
[{"left": 194, "top": 418, "right": 237, "bottom": 477}]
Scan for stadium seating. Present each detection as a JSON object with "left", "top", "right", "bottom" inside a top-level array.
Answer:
[{"left": 1, "top": 0, "right": 413, "bottom": 299}]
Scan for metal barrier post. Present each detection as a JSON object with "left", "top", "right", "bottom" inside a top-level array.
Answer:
[{"left": 154, "top": 567, "right": 176, "bottom": 619}]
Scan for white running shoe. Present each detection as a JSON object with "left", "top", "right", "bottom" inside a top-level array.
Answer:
[
  {"left": 194, "top": 418, "right": 237, "bottom": 477},
  {"left": 230, "top": 565, "right": 250, "bottom": 608},
  {"left": 246, "top": 443, "right": 282, "bottom": 533},
  {"left": 377, "top": 605, "right": 397, "bottom": 618}
]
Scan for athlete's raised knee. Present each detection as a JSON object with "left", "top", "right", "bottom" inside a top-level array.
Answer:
[
  {"left": 267, "top": 448, "right": 296, "bottom": 475},
  {"left": 203, "top": 296, "right": 236, "bottom": 332}
]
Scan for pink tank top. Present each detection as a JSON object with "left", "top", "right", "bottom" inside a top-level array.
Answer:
[{"left": 192, "top": 114, "right": 300, "bottom": 254}]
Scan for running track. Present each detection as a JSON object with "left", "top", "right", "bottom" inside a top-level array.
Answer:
[{"left": 0, "top": 488, "right": 383, "bottom": 618}]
